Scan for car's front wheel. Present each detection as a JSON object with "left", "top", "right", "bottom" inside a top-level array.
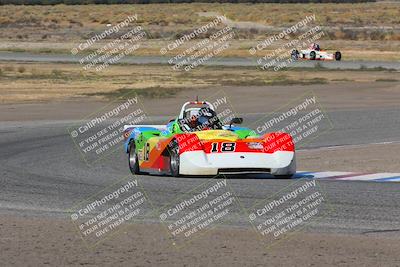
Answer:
[
  {"left": 169, "top": 141, "right": 180, "bottom": 177},
  {"left": 128, "top": 142, "right": 141, "bottom": 175}
]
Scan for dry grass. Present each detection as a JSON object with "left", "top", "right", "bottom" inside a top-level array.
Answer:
[
  {"left": 0, "top": 62, "right": 398, "bottom": 104},
  {"left": 0, "top": 3, "right": 399, "bottom": 61},
  {"left": 0, "top": 3, "right": 398, "bottom": 28},
  {"left": 0, "top": 3, "right": 399, "bottom": 41}
]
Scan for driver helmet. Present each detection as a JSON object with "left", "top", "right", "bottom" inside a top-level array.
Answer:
[
  {"left": 197, "top": 107, "right": 222, "bottom": 130},
  {"left": 310, "top": 43, "right": 320, "bottom": 51}
]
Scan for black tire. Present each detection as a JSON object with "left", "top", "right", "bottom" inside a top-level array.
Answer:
[
  {"left": 273, "top": 175, "right": 294, "bottom": 179},
  {"left": 310, "top": 51, "right": 316, "bottom": 60},
  {"left": 128, "top": 142, "right": 141, "bottom": 175},
  {"left": 335, "top": 51, "right": 342, "bottom": 61},
  {"left": 169, "top": 141, "right": 180, "bottom": 177},
  {"left": 291, "top": 49, "right": 299, "bottom": 60}
]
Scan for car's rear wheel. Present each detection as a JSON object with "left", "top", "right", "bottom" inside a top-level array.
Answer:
[
  {"left": 128, "top": 142, "right": 141, "bottom": 175},
  {"left": 291, "top": 49, "right": 299, "bottom": 60},
  {"left": 335, "top": 51, "right": 342, "bottom": 61},
  {"left": 169, "top": 141, "right": 180, "bottom": 177},
  {"left": 310, "top": 51, "right": 316, "bottom": 60}
]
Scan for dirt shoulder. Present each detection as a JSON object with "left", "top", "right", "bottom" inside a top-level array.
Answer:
[
  {"left": 0, "top": 215, "right": 398, "bottom": 266},
  {"left": 298, "top": 143, "right": 400, "bottom": 173},
  {"left": 0, "top": 78, "right": 399, "bottom": 120}
]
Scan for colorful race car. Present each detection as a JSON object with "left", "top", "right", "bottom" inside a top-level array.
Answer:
[
  {"left": 123, "top": 101, "right": 296, "bottom": 178},
  {"left": 291, "top": 43, "right": 341, "bottom": 61}
]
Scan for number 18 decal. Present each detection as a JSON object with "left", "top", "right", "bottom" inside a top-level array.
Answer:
[{"left": 210, "top": 142, "right": 236, "bottom": 153}]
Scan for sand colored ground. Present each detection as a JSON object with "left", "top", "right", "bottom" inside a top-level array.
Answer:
[
  {"left": 0, "top": 62, "right": 398, "bottom": 104},
  {"left": 0, "top": 215, "right": 399, "bottom": 267}
]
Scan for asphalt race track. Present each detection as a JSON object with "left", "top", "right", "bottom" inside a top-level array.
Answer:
[
  {"left": 1, "top": 108, "right": 400, "bottom": 236},
  {"left": 2, "top": 2, "right": 400, "bottom": 264},
  {"left": 0, "top": 51, "right": 400, "bottom": 70}
]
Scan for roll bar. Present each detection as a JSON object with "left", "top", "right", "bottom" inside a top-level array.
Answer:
[{"left": 178, "top": 101, "right": 214, "bottom": 119}]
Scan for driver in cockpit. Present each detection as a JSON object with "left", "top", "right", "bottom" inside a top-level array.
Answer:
[{"left": 182, "top": 107, "right": 223, "bottom": 132}]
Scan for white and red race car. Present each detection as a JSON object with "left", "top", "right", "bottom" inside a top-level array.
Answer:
[{"left": 291, "top": 43, "right": 342, "bottom": 61}]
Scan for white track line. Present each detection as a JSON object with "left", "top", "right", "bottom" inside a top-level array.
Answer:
[{"left": 296, "top": 171, "right": 400, "bottom": 182}]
